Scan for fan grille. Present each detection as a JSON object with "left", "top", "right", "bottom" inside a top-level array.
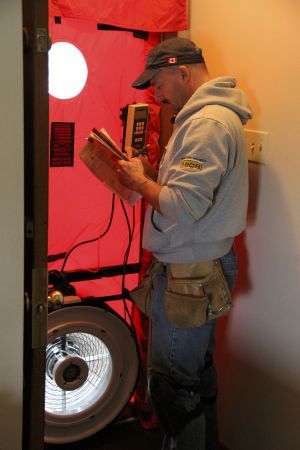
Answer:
[{"left": 45, "top": 332, "right": 112, "bottom": 415}]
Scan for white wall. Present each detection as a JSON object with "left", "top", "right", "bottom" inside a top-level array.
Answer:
[
  {"left": 190, "top": 1, "right": 300, "bottom": 449},
  {"left": 0, "top": 1, "right": 24, "bottom": 449}
]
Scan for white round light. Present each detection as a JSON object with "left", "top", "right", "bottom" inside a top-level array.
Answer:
[{"left": 49, "top": 42, "right": 88, "bottom": 99}]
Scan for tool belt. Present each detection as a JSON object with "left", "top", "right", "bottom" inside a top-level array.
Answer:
[{"left": 129, "top": 257, "right": 233, "bottom": 328}]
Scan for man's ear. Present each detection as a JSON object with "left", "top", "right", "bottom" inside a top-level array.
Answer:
[{"left": 178, "top": 65, "right": 190, "bottom": 82}]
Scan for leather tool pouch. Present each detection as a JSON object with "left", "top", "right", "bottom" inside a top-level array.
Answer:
[
  {"left": 163, "top": 260, "right": 233, "bottom": 328},
  {"left": 129, "top": 258, "right": 164, "bottom": 317}
]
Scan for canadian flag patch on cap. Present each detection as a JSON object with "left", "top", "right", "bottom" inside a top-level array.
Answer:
[{"left": 168, "top": 57, "right": 177, "bottom": 64}]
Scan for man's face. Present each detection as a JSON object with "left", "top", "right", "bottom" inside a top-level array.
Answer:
[{"left": 150, "top": 67, "right": 188, "bottom": 114}]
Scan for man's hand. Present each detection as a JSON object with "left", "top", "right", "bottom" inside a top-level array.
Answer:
[
  {"left": 117, "top": 158, "right": 163, "bottom": 213},
  {"left": 125, "top": 145, "right": 158, "bottom": 181},
  {"left": 117, "top": 158, "right": 146, "bottom": 191}
]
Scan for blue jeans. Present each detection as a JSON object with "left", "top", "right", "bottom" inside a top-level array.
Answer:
[{"left": 149, "top": 248, "right": 238, "bottom": 450}]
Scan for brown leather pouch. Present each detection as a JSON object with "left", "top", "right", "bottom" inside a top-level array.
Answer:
[
  {"left": 129, "top": 258, "right": 165, "bottom": 317},
  {"left": 129, "top": 275, "right": 153, "bottom": 317},
  {"left": 163, "top": 260, "right": 233, "bottom": 328}
]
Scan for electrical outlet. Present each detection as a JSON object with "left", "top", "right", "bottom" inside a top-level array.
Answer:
[{"left": 244, "top": 129, "right": 269, "bottom": 164}]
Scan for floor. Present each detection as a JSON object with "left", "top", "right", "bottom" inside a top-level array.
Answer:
[
  {"left": 44, "top": 417, "right": 164, "bottom": 450},
  {"left": 44, "top": 407, "right": 229, "bottom": 450},
  {"left": 44, "top": 419, "right": 230, "bottom": 450}
]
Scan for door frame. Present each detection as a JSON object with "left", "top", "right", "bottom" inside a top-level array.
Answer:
[{"left": 23, "top": 1, "right": 49, "bottom": 449}]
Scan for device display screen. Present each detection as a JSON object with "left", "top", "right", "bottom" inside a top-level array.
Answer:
[{"left": 135, "top": 109, "right": 148, "bottom": 120}]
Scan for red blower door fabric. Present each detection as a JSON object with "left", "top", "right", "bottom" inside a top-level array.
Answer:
[
  {"left": 48, "top": 19, "right": 153, "bottom": 297},
  {"left": 49, "top": 0, "right": 187, "bottom": 32}
]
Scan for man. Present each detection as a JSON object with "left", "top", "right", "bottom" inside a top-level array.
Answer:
[{"left": 117, "top": 37, "right": 252, "bottom": 450}]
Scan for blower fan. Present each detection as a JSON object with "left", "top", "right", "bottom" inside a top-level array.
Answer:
[{"left": 45, "top": 303, "right": 140, "bottom": 444}]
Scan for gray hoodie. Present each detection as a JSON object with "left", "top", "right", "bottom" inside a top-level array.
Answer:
[{"left": 142, "top": 76, "right": 253, "bottom": 263}]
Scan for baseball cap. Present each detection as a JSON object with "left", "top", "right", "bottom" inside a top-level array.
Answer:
[{"left": 132, "top": 37, "right": 205, "bottom": 90}]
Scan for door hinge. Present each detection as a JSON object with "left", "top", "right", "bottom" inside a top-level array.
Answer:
[
  {"left": 36, "top": 27, "right": 50, "bottom": 53},
  {"left": 25, "top": 218, "right": 34, "bottom": 239}
]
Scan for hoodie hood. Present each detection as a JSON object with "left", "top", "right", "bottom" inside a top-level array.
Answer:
[{"left": 176, "top": 76, "right": 252, "bottom": 125}]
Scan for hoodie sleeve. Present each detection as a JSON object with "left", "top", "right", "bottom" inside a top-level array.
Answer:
[{"left": 158, "top": 116, "right": 235, "bottom": 224}]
